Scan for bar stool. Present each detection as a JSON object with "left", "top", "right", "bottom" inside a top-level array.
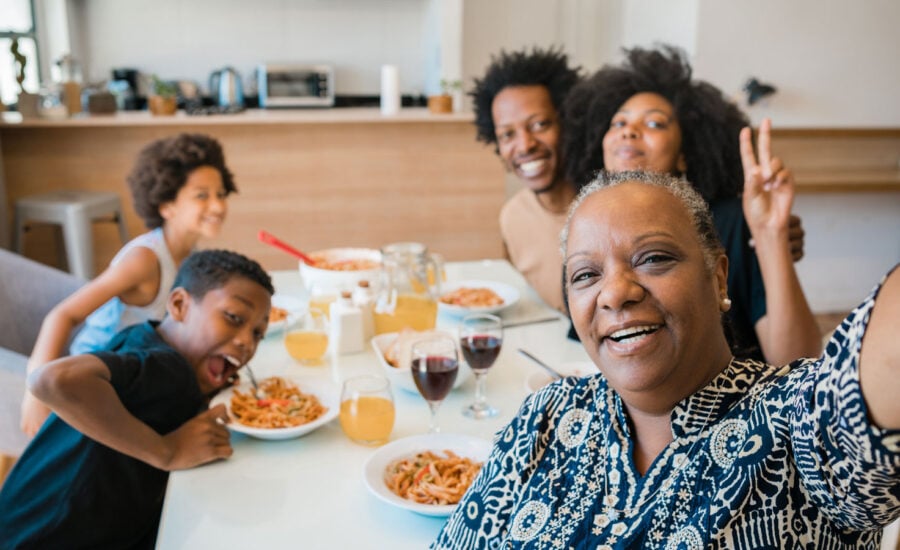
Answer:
[{"left": 14, "top": 190, "right": 129, "bottom": 280}]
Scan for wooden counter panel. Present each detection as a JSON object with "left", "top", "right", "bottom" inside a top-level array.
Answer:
[
  {"left": 1, "top": 121, "right": 505, "bottom": 273},
  {"left": 771, "top": 130, "right": 900, "bottom": 193}
]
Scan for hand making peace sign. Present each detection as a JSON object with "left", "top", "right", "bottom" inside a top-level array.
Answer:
[{"left": 739, "top": 118, "right": 795, "bottom": 241}]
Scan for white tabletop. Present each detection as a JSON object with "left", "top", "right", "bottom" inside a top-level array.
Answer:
[{"left": 156, "top": 260, "right": 590, "bottom": 549}]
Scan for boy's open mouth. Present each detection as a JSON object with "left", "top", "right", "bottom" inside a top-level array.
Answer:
[{"left": 207, "top": 354, "right": 241, "bottom": 388}]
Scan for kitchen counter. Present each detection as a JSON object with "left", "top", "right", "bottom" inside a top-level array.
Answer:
[
  {"left": 2, "top": 113, "right": 897, "bottom": 274},
  {"left": 0, "top": 107, "right": 474, "bottom": 127},
  {"left": 0, "top": 107, "right": 504, "bottom": 272}
]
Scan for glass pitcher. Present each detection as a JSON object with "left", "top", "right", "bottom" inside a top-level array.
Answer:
[{"left": 373, "top": 242, "right": 443, "bottom": 335}]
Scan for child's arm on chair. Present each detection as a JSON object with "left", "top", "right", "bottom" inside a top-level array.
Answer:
[{"left": 28, "top": 354, "right": 233, "bottom": 471}]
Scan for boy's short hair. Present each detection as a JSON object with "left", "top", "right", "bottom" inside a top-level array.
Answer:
[
  {"left": 471, "top": 46, "right": 582, "bottom": 151},
  {"left": 128, "top": 134, "right": 237, "bottom": 229},
  {"left": 172, "top": 249, "right": 274, "bottom": 298}
]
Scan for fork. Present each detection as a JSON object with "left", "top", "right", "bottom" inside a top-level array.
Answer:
[
  {"left": 244, "top": 364, "right": 263, "bottom": 396},
  {"left": 517, "top": 349, "right": 564, "bottom": 380}
]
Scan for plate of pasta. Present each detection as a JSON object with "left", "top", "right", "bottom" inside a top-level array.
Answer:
[
  {"left": 210, "top": 375, "right": 339, "bottom": 440},
  {"left": 363, "top": 433, "right": 491, "bottom": 517},
  {"left": 266, "top": 294, "right": 305, "bottom": 335},
  {"left": 438, "top": 280, "right": 520, "bottom": 316}
]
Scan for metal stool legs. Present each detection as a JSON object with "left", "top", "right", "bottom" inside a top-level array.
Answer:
[{"left": 13, "top": 191, "right": 129, "bottom": 280}]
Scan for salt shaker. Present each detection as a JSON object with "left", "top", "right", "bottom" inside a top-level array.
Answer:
[
  {"left": 330, "top": 291, "right": 364, "bottom": 354},
  {"left": 353, "top": 280, "right": 376, "bottom": 342}
]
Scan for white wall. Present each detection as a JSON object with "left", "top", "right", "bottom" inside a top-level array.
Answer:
[
  {"left": 693, "top": 0, "right": 900, "bottom": 127},
  {"left": 75, "top": 0, "right": 433, "bottom": 96},
  {"left": 462, "top": 0, "right": 900, "bottom": 127},
  {"left": 794, "top": 192, "right": 900, "bottom": 312}
]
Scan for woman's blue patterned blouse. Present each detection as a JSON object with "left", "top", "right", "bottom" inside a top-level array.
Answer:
[{"left": 433, "top": 270, "right": 900, "bottom": 549}]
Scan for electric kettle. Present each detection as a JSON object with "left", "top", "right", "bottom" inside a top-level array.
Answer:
[{"left": 208, "top": 67, "right": 244, "bottom": 108}]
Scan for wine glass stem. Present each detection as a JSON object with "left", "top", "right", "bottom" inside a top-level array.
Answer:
[
  {"left": 427, "top": 401, "right": 441, "bottom": 433},
  {"left": 473, "top": 371, "right": 488, "bottom": 408}
]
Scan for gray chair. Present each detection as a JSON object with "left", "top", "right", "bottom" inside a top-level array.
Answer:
[{"left": 0, "top": 248, "right": 83, "bottom": 456}]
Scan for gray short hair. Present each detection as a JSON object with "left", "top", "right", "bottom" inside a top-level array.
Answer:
[{"left": 560, "top": 170, "right": 724, "bottom": 274}]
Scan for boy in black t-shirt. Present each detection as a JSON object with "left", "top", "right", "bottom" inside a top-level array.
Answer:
[{"left": 0, "top": 249, "right": 273, "bottom": 549}]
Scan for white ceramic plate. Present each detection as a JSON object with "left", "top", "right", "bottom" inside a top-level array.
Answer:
[
  {"left": 437, "top": 280, "right": 520, "bottom": 316},
  {"left": 210, "top": 376, "right": 339, "bottom": 440},
  {"left": 370, "top": 331, "right": 472, "bottom": 394},
  {"left": 524, "top": 361, "right": 596, "bottom": 393},
  {"left": 363, "top": 433, "right": 492, "bottom": 517},
  {"left": 266, "top": 294, "right": 305, "bottom": 334}
]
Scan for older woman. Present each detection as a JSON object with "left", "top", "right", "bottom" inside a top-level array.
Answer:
[
  {"left": 562, "top": 46, "right": 819, "bottom": 365},
  {"left": 432, "top": 168, "right": 900, "bottom": 548}
]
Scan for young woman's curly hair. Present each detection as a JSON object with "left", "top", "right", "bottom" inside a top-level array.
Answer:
[
  {"left": 127, "top": 133, "right": 237, "bottom": 229},
  {"left": 471, "top": 46, "right": 582, "bottom": 151},
  {"left": 562, "top": 45, "right": 749, "bottom": 203}
]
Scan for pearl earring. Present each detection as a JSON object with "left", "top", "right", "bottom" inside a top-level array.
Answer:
[{"left": 721, "top": 297, "right": 732, "bottom": 311}]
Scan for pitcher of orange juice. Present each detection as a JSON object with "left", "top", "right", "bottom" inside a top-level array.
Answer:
[{"left": 373, "top": 242, "right": 443, "bottom": 334}]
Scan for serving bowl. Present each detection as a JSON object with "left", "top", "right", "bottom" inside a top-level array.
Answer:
[
  {"left": 371, "top": 330, "right": 472, "bottom": 394},
  {"left": 298, "top": 247, "right": 382, "bottom": 292}
]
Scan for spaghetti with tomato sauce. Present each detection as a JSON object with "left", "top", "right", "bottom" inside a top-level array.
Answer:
[
  {"left": 384, "top": 450, "right": 482, "bottom": 505},
  {"left": 230, "top": 376, "right": 327, "bottom": 429}
]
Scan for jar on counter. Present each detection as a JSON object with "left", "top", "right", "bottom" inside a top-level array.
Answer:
[{"left": 38, "top": 85, "right": 67, "bottom": 119}]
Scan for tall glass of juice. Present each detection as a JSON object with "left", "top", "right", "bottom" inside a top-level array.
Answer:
[
  {"left": 284, "top": 308, "right": 329, "bottom": 366},
  {"left": 339, "top": 375, "right": 395, "bottom": 446}
]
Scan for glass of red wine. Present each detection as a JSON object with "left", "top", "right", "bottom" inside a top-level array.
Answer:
[
  {"left": 460, "top": 313, "right": 503, "bottom": 419},
  {"left": 410, "top": 336, "right": 459, "bottom": 433}
]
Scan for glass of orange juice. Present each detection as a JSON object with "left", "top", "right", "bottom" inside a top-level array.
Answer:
[
  {"left": 308, "top": 283, "right": 338, "bottom": 320},
  {"left": 284, "top": 308, "right": 329, "bottom": 366},
  {"left": 339, "top": 375, "right": 395, "bottom": 446}
]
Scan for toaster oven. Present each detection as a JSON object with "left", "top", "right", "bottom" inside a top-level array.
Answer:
[{"left": 258, "top": 64, "right": 334, "bottom": 108}]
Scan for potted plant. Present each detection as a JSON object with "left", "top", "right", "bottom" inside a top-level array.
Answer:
[
  {"left": 148, "top": 75, "right": 178, "bottom": 115},
  {"left": 11, "top": 38, "right": 39, "bottom": 118},
  {"left": 428, "top": 79, "right": 461, "bottom": 114}
]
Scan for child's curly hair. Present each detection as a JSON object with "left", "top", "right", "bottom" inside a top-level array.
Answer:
[{"left": 127, "top": 134, "right": 237, "bottom": 229}]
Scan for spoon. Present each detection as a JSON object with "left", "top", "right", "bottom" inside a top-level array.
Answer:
[
  {"left": 517, "top": 349, "right": 564, "bottom": 380},
  {"left": 258, "top": 230, "right": 316, "bottom": 266}
]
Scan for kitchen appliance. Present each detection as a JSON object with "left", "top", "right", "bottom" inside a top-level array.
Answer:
[
  {"left": 209, "top": 67, "right": 244, "bottom": 108},
  {"left": 258, "top": 64, "right": 334, "bottom": 108}
]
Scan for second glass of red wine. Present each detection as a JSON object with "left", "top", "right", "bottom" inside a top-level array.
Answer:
[
  {"left": 460, "top": 313, "right": 503, "bottom": 419},
  {"left": 410, "top": 336, "right": 459, "bottom": 433}
]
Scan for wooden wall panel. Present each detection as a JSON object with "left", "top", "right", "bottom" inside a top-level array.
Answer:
[{"left": 1, "top": 117, "right": 506, "bottom": 273}]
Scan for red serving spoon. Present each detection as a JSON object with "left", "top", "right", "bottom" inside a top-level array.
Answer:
[{"left": 257, "top": 230, "right": 316, "bottom": 266}]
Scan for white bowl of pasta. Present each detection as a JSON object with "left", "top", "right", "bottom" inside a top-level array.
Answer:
[
  {"left": 363, "top": 433, "right": 492, "bottom": 517},
  {"left": 210, "top": 375, "right": 339, "bottom": 440},
  {"left": 298, "top": 248, "right": 382, "bottom": 292}
]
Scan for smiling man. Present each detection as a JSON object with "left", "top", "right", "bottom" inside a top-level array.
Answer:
[{"left": 471, "top": 47, "right": 582, "bottom": 313}]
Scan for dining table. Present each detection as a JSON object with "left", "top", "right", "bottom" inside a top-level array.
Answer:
[{"left": 155, "top": 259, "right": 591, "bottom": 549}]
